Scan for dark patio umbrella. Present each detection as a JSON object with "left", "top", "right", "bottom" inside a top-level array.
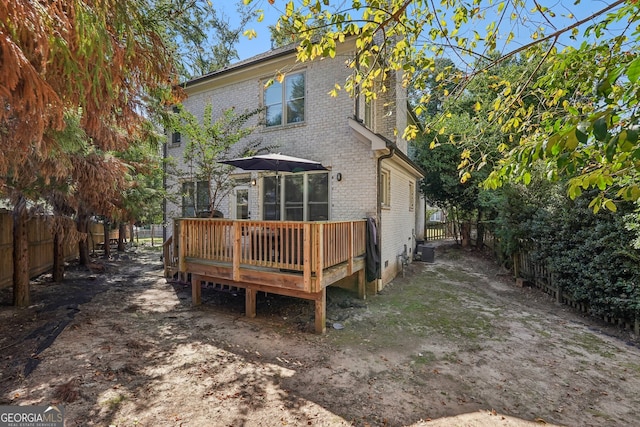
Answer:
[
  {"left": 219, "top": 153, "right": 327, "bottom": 173},
  {"left": 219, "top": 153, "right": 327, "bottom": 220}
]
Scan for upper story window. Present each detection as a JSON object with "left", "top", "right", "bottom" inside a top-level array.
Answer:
[
  {"left": 364, "top": 98, "right": 374, "bottom": 129},
  {"left": 171, "top": 130, "right": 181, "bottom": 145},
  {"left": 264, "top": 72, "right": 305, "bottom": 127},
  {"left": 170, "top": 106, "right": 181, "bottom": 146}
]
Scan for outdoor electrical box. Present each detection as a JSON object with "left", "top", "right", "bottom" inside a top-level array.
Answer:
[{"left": 419, "top": 244, "right": 435, "bottom": 263}]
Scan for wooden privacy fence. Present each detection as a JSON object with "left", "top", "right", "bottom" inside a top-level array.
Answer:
[
  {"left": 87, "top": 222, "right": 126, "bottom": 251},
  {"left": 514, "top": 251, "right": 640, "bottom": 335},
  {"left": 0, "top": 211, "right": 128, "bottom": 288},
  {"left": 425, "top": 221, "right": 455, "bottom": 241},
  {"left": 0, "top": 212, "right": 79, "bottom": 289}
]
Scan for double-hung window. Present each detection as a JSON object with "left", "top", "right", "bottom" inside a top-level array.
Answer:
[
  {"left": 170, "top": 106, "right": 181, "bottom": 146},
  {"left": 182, "top": 181, "right": 210, "bottom": 217},
  {"left": 381, "top": 169, "right": 391, "bottom": 208},
  {"left": 181, "top": 182, "right": 195, "bottom": 217},
  {"left": 264, "top": 72, "right": 305, "bottom": 127}
]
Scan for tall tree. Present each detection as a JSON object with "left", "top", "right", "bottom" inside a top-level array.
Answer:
[
  {"left": 1, "top": 0, "right": 179, "bottom": 306},
  {"left": 246, "top": 0, "right": 640, "bottom": 210},
  {"left": 159, "top": 0, "right": 257, "bottom": 79}
]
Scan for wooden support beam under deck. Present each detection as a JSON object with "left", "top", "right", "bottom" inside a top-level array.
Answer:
[
  {"left": 357, "top": 269, "right": 366, "bottom": 300},
  {"left": 192, "top": 274, "right": 202, "bottom": 306},
  {"left": 245, "top": 288, "right": 257, "bottom": 318},
  {"left": 315, "top": 288, "right": 326, "bottom": 334},
  {"left": 172, "top": 218, "right": 368, "bottom": 333}
]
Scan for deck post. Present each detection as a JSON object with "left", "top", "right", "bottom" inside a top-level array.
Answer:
[
  {"left": 191, "top": 274, "right": 202, "bottom": 306},
  {"left": 233, "top": 222, "right": 241, "bottom": 281},
  {"left": 314, "top": 288, "right": 326, "bottom": 334},
  {"left": 357, "top": 268, "right": 366, "bottom": 300},
  {"left": 245, "top": 288, "right": 257, "bottom": 318},
  {"left": 303, "top": 223, "right": 312, "bottom": 291},
  {"left": 179, "top": 220, "right": 187, "bottom": 274},
  {"left": 315, "top": 224, "right": 324, "bottom": 291},
  {"left": 347, "top": 222, "right": 354, "bottom": 276}
]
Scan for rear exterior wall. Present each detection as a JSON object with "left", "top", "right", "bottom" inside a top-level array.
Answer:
[{"left": 165, "top": 49, "right": 378, "bottom": 232}]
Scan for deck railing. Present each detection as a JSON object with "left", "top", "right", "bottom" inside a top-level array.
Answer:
[{"left": 174, "top": 219, "right": 366, "bottom": 280}]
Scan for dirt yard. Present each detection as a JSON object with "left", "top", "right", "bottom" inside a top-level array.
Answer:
[{"left": 1, "top": 242, "right": 640, "bottom": 426}]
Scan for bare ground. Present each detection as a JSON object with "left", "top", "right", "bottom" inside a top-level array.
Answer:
[{"left": 1, "top": 242, "right": 640, "bottom": 426}]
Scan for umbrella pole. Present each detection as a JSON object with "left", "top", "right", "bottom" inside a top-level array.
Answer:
[
  {"left": 276, "top": 162, "right": 280, "bottom": 220},
  {"left": 276, "top": 172, "right": 280, "bottom": 220}
]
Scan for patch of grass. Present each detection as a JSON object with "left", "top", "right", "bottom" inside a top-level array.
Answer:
[
  {"left": 442, "top": 352, "right": 461, "bottom": 363},
  {"left": 102, "top": 393, "right": 127, "bottom": 410},
  {"left": 410, "top": 351, "right": 437, "bottom": 365},
  {"left": 622, "top": 361, "right": 640, "bottom": 374},
  {"left": 585, "top": 408, "right": 616, "bottom": 421},
  {"left": 568, "top": 332, "right": 617, "bottom": 358},
  {"left": 536, "top": 329, "right": 552, "bottom": 339},
  {"left": 434, "top": 268, "right": 477, "bottom": 284},
  {"left": 563, "top": 347, "right": 586, "bottom": 358},
  {"left": 329, "top": 260, "right": 497, "bottom": 351}
]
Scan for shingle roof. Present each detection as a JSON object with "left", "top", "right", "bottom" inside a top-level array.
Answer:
[{"left": 182, "top": 43, "right": 299, "bottom": 88}]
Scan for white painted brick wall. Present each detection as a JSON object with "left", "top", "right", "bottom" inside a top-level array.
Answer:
[
  {"left": 164, "top": 48, "right": 419, "bottom": 287},
  {"left": 379, "top": 163, "right": 417, "bottom": 282}
]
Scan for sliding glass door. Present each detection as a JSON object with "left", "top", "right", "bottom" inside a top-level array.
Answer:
[{"left": 262, "top": 172, "right": 328, "bottom": 221}]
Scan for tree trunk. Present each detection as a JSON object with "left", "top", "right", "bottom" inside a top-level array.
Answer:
[
  {"left": 77, "top": 208, "right": 90, "bottom": 266},
  {"left": 118, "top": 222, "right": 126, "bottom": 252},
  {"left": 53, "top": 231, "right": 64, "bottom": 282},
  {"left": 13, "top": 196, "right": 29, "bottom": 307},
  {"left": 461, "top": 221, "right": 471, "bottom": 248},
  {"left": 476, "top": 222, "right": 485, "bottom": 248},
  {"left": 476, "top": 210, "right": 485, "bottom": 249},
  {"left": 103, "top": 220, "right": 111, "bottom": 258}
]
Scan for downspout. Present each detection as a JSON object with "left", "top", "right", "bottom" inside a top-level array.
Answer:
[
  {"left": 354, "top": 51, "right": 361, "bottom": 121},
  {"left": 162, "top": 137, "right": 167, "bottom": 246},
  {"left": 376, "top": 144, "right": 396, "bottom": 291}
]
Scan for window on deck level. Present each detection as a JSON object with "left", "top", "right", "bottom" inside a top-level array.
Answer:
[
  {"left": 181, "top": 182, "right": 195, "bottom": 217},
  {"left": 262, "top": 172, "right": 328, "bottom": 221},
  {"left": 182, "top": 181, "right": 210, "bottom": 217}
]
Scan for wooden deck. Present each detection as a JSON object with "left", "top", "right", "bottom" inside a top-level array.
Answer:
[{"left": 163, "top": 219, "right": 367, "bottom": 333}]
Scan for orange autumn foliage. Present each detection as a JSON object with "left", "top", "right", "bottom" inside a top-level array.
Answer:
[{"left": 0, "top": 0, "right": 182, "bottom": 191}]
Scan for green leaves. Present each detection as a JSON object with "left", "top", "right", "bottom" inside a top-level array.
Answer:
[
  {"left": 266, "top": 0, "right": 640, "bottom": 212},
  {"left": 627, "top": 57, "right": 640, "bottom": 83},
  {"left": 593, "top": 117, "right": 608, "bottom": 142},
  {"left": 169, "top": 103, "right": 263, "bottom": 213}
]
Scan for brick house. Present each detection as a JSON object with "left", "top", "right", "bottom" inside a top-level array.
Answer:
[{"left": 165, "top": 39, "right": 425, "bottom": 289}]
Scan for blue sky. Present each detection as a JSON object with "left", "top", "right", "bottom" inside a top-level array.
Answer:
[
  {"left": 221, "top": 1, "right": 627, "bottom": 62},
  {"left": 219, "top": 0, "right": 285, "bottom": 60}
]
